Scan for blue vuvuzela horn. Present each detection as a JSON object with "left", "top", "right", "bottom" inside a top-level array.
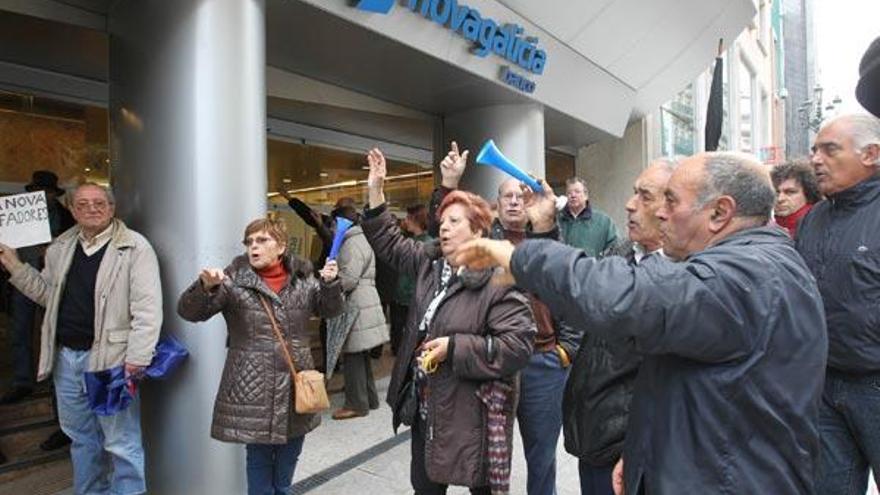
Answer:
[
  {"left": 474, "top": 139, "right": 543, "bottom": 193},
  {"left": 328, "top": 216, "right": 354, "bottom": 260}
]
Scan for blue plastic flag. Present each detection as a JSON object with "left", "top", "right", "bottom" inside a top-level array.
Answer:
[{"left": 85, "top": 335, "right": 189, "bottom": 416}]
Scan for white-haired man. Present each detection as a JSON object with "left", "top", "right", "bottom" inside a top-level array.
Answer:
[
  {"left": 0, "top": 183, "right": 161, "bottom": 495},
  {"left": 796, "top": 114, "right": 880, "bottom": 495}
]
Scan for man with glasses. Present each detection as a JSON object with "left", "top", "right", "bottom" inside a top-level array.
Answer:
[
  {"left": 796, "top": 114, "right": 880, "bottom": 495},
  {"left": 0, "top": 182, "right": 162, "bottom": 495}
]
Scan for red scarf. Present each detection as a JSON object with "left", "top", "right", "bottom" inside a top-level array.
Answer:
[
  {"left": 776, "top": 203, "right": 813, "bottom": 238},
  {"left": 257, "top": 259, "right": 288, "bottom": 294}
]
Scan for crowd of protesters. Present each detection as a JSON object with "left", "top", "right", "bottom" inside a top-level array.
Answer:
[{"left": 0, "top": 36, "right": 877, "bottom": 495}]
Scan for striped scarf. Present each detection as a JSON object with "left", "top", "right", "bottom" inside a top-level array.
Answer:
[{"left": 475, "top": 381, "right": 514, "bottom": 495}]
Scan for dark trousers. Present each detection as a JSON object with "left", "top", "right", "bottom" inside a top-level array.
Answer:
[
  {"left": 8, "top": 256, "right": 40, "bottom": 388},
  {"left": 342, "top": 351, "right": 379, "bottom": 412},
  {"left": 411, "top": 415, "right": 490, "bottom": 495},
  {"left": 816, "top": 370, "right": 880, "bottom": 495},
  {"left": 517, "top": 350, "right": 568, "bottom": 495},
  {"left": 578, "top": 460, "right": 615, "bottom": 495},
  {"left": 389, "top": 302, "right": 408, "bottom": 356},
  {"left": 246, "top": 435, "right": 305, "bottom": 495}
]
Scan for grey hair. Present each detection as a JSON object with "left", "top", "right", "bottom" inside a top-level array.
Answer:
[
  {"left": 694, "top": 152, "right": 775, "bottom": 222},
  {"left": 73, "top": 182, "right": 116, "bottom": 205},
  {"left": 841, "top": 114, "right": 880, "bottom": 165},
  {"left": 565, "top": 176, "right": 589, "bottom": 195},
  {"left": 650, "top": 156, "right": 682, "bottom": 173}
]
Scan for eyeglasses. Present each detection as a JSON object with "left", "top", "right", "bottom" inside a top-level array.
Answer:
[
  {"left": 499, "top": 192, "right": 524, "bottom": 203},
  {"left": 74, "top": 200, "right": 111, "bottom": 212},
  {"left": 242, "top": 236, "right": 276, "bottom": 247}
]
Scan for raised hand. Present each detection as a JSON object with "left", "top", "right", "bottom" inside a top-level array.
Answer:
[
  {"left": 453, "top": 239, "right": 515, "bottom": 272},
  {"left": 199, "top": 268, "right": 226, "bottom": 290},
  {"left": 440, "top": 141, "right": 469, "bottom": 189},
  {"left": 367, "top": 148, "right": 386, "bottom": 189},
  {"left": 0, "top": 243, "right": 22, "bottom": 273},
  {"left": 277, "top": 190, "right": 292, "bottom": 202},
  {"left": 522, "top": 178, "right": 558, "bottom": 233},
  {"left": 366, "top": 147, "right": 387, "bottom": 208},
  {"left": 319, "top": 260, "right": 339, "bottom": 282}
]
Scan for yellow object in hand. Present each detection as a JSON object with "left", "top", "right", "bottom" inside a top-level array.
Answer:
[{"left": 420, "top": 351, "right": 439, "bottom": 374}]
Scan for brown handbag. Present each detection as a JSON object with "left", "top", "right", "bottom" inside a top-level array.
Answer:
[{"left": 258, "top": 295, "right": 330, "bottom": 414}]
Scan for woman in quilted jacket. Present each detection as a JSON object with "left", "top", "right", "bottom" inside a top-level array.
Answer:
[{"left": 177, "top": 217, "right": 343, "bottom": 495}]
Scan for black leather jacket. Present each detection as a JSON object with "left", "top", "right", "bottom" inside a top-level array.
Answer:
[
  {"left": 796, "top": 175, "right": 880, "bottom": 373},
  {"left": 562, "top": 241, "right": 644, "bottom": 466}
]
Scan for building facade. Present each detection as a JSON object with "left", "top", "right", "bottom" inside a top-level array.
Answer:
[
  {"left": 577, "top": 0, "right": 787, "bottom": 230},
  {"left": 0, "top": 0, "right": 755, "bottom": 492}
]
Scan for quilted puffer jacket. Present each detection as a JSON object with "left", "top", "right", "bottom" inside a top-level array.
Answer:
[{"left": 177, "top": 254, "right": 342, "bottom": 444}]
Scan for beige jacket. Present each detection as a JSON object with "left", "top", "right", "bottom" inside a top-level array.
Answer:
[
  {"left": 9, "top": 219, "right": 163, "bottom": 381},
  {"left": 337, "top": 226, "right": 388, "bottom": 353}
]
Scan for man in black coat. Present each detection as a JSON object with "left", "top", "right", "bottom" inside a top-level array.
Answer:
[
  {"left": 566, "top": 158, "right": 675, "bottom": 495},
  {"left": 455, "top": 152, "right": 828, "bottom": 495},
  {"left": 796, "top": 114, "right": 880, "bottom": 494}
]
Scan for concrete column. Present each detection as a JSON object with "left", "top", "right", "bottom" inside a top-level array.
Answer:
[
  {"left": 108, "top": 1, "right": 266, "bottom": 493},
  {"left": 576, "top": 118, "right": 650, "bottom": 230},
  {"left": 442, "top": 104, "right": 545, "bottom": 200}
]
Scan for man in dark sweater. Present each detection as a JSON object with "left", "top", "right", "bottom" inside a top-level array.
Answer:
[{"left": 0, "top": 183, "right": 162, "bottom": 495}]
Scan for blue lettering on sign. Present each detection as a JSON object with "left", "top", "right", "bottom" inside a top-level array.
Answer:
[
  {"left": 356, "top": 0, "right": 547, "bottom": 75},
  {"left": 354, "top": 0, "right": 395, "bottom": 14},
  {"left": 500, "top": 66, "right": 536, "bottom": 94}
]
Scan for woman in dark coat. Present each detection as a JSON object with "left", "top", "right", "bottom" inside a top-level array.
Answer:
[
  {"left": 177, "top": 217, "right": 342, "bottom": 495},
  {"left": 361, "top": 148, "right": 536, "bottom": 494}
]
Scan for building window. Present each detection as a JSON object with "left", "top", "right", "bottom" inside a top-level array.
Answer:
[
  {"left": 267, "top": 139, "right": 432, "bottom": 259},
  {"left": 738, "top": 56, "right": 757, "bottom": 153},
  {"left": 0, "top": 90, "right": 110, "bottom": 193},
  {"left": 660, "top": 84, "right": 696, "bottom": 156}
]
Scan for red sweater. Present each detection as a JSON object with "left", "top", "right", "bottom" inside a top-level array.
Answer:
[
  {"left": 257, "top": 259, "right": 288, "bottom": 293},
  {"left": 776, "top": 203, "right": 813, "bottom": 239}
]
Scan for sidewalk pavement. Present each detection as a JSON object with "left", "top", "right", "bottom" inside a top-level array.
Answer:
[
  {"left": 48, "top": 374, "right": 880, "bottom": 494},
  {"left": 291, "top": 375, "right": 580, "bottom": 494}
]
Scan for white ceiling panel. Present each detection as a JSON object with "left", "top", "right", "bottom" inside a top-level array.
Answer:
[
  {"left": 567, "top": 0, "right": 674, "bottom": 68},
  {"left": 605, "top": 0, "right": 726, "bottom": 87},
  {"left": 496, "top": 0, "right": 614, "bottom": 42}
]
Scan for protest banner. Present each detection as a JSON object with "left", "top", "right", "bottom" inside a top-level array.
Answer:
[{"left": 0, "top": 191, "right": 52, "bottom": 248}]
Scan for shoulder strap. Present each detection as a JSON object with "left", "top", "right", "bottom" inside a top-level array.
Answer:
[{"left": 258, "top": 294, "right": 298, "bottom": 378}]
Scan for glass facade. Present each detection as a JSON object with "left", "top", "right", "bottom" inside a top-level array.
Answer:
[
  {"left": 660, "top": 84, "right": 696, "bottom": 156},
  {"left": 0, "top": 91, "right": 109, "bottom": 190}
]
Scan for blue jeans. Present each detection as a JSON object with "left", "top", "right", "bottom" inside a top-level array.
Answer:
[
  {"left": 9, "top": 286, "right": 36, "bottom": 388},
  {"left": 817, "top": 370, "right": 880, "bottom": 495},
  {"left": 54, "top": 347, "right": 146, "bottom": 495},
  {"left": 517, "top": 350, "right": 569, "bottom": 495},
  {"left": 578, "top": 460, "right": 614, "bottom": 495},
  {"left": 246, "top": 435, "right": 305, "bottom": 495}
]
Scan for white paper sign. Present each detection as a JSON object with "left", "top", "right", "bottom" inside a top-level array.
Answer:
[{"left": 0, "top": 191, "right": 53, "bottom": 249}]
